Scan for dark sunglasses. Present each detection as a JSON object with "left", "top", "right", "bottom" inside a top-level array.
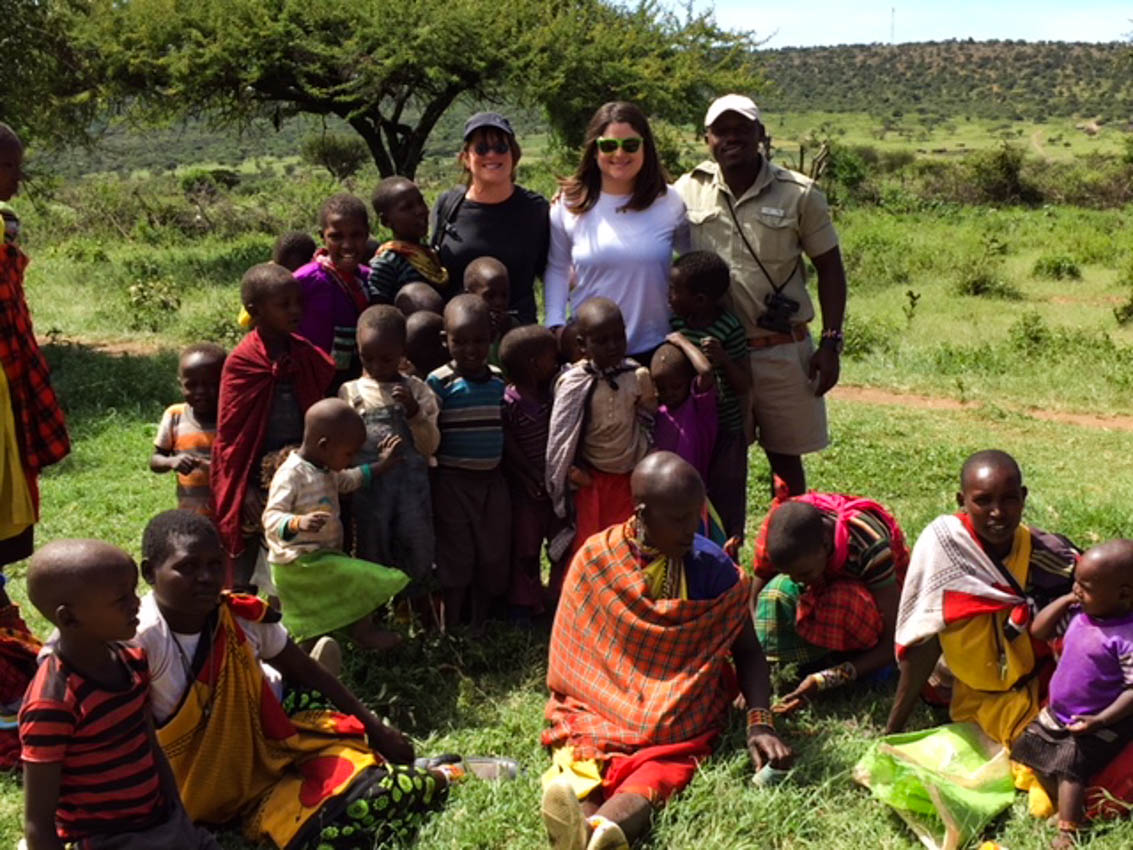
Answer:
[
  {"left": 596, "top": 137, "right": 643, "bottom": 154},
  {"left": 473, "top": 140, "right": 511, "bottom": 156}
]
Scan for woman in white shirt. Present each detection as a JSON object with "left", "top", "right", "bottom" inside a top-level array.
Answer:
[{"left": 544, "top": 101, "right": 690, "bottom": 361}]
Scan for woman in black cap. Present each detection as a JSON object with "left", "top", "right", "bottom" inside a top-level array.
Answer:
[{"left": 431, "top": 112, "right": 550, "bottom": 325}]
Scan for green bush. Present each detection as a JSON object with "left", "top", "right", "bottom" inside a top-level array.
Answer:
[
  {"left": 1008, "top": 310, "right": 1051, "bottom": 354},
  {"left": 967, "top": 142, "right": 1041, "bottom": 204},
  {"left": 127, "top": 276, "right": 181, "bottom": 332},
  {"left": 1031, "top": 253, "right": 1081, "bottom": 280},
  {"left": 301, "top": 133, "right": 370, "bottom": 182},
  {"left": 953, "top": 269, "right": 1022, "bottom": 299},
  {"left": 842, "top": 313, "right": 896, "bottom": 359}
]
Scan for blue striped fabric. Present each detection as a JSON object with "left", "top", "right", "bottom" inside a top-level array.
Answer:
[{"left": 427, "top": 364, "right": 506, "bottom": 470}]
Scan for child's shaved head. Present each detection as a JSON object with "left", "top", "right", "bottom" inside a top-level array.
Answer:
[
  {"left": 650, "top": 342, "right": 691, "bottom": 379},
  {"left": 499, "top": 325, "right": 556, "bottom": 384},
  {"left": 765, "top": 501, "right": 826, "bottom": 565},
  {"left": 395, "top": 282, "right": 445, "bottom": 317},
  {"left": 0, "top": 123, "right": 21, "bottom": 153},
  {"left": 28, "top": 539, "right": 136, "bottom": 625},
  {"left": 960, "top": 449, "right": 1022, "bottom": 491},
  {"left": 305, "top": 398, "right": 365, "bottom": 444},
  {"left": 371, "top": 177, "right": 416, "bottom": 217},
  {"left": 405, "top": 310, "right": 447, "bottom": 376},
  {"left": 444, "top": 293, "right": 492, "bottom": 334},
  {"left": 241, "top": 262, "right": 296, "bottom": 308},
  {"left": 358, "top": 304, "right": 407, "bottom": 346},
  {"left": 180, "top": 342, "right": 226, "bottom": 370},
  {"left": 575, "top": 297, "right": 623, "bottom": 335},
  {"left": 272, "top": 231, "right": 317, "bottom": 272},
  {"left": 1073, "top": 539, "right": 1133, "bottom": 618},
  {"left": 463, "top": 257, "right": 508, "bottom": 291}
]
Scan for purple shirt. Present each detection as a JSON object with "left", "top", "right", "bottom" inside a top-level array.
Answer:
[
  {"left": 294, "top": 259, "right": 373, "bottom": 355},
  {"left": 1048, "top": 608, "right": 1133, "bottom": 725},
  {"left": 652, "top": 383, "right": 717, "bottom": 483}
]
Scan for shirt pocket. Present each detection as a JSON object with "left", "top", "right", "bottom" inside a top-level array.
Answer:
[{"left": 746, "top": 210, "right": 800, "bottom": 265}]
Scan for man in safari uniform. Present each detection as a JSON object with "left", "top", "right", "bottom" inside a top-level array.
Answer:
[{"left": 673, "top": 94, "right": 847, "bottom": 498}]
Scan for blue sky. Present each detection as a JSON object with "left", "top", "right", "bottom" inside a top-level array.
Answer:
[{"left": 697, "top": 1, "right": 1132, "bottom": 47}]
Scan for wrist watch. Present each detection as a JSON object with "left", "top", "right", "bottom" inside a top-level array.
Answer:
[{"left": 820, "top": 328, "right": 844, "bottom": 355}]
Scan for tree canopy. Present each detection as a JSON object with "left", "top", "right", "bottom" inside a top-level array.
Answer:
[{"left": 60, "top": 0, "right": 758, "bottom": 177}]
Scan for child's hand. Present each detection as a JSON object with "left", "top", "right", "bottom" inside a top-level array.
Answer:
[
  {"left": 390, "top": 384, "right": 419, "bottom": 419},
  {"left": 174, "top": 453, "right": 209, "bottom": 474},
  {"left": 701, "top": 337, "right": 726, "bottom": 366},
  {"left": 297, "top": 511, "right": 332, "bottom": 533},
  {"left": 568, "top": 465, "right": 593, "bottom": 488},
  {"left": 1068, "top": 714, "right": 1104, "bottom": 735},
  {"left": 374, "top": 434, "right": 404, "bottom": 472},
  {"left": 364, "top": 718, "right": 415, "bottom": 765}
]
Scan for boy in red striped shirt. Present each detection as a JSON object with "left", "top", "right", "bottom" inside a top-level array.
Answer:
[{"left": 19, "top": 539, "right": 216, "bottom": 850}]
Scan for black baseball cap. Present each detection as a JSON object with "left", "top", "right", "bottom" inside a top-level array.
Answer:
[{"left": 463, "top": 112, "right": 514, "bottom": 140}]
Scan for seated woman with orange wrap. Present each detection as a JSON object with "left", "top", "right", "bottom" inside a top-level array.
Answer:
[{"left": 540, "top": 452, "right": 792, "bottom": 850}]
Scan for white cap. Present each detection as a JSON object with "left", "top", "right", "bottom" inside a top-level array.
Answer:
[{"left": 704, "top": 94, "right": 761, "bottom": 128}]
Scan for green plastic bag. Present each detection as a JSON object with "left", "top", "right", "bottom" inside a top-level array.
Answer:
[{"left": 853, "top": 723, "right": 1015, "bottom": 850}]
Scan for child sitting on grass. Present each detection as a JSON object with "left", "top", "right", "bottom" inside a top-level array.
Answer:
[
  {"left": 294, "top": 193, "right": 377, "bottom": 384},
  {"left": 369, "top": 177, "right": 451, "bottom": 303},
  {"left": 1010, "top": 539, "right": 1133, "bottom": 849},
  {"left": 210, "top": 263, "right": 335, "bottom": 588},
  {"left": 263, "top": 398, "right": 409, "bottom": 650},
  {"left": 395, "top": 282, "right": 446, "bottom": 317},
  {"left": 135, "top": 509, "right": 463, "bottom": 850},
  {"left": 404, "top": 310, "right": 448, "bottom": 379},
  {"left": 668, "top": 250, "right": 751, "bottom": 543},
  {"left": 272, "top": 230, "right": 317, "bottom": 272},
  {"left": 499, "top": 325, "right": 566, "bottom": 613},
  {"left": 151, "top": 343, "right": 225, "bottom": 517},
  {"left": 339, "top": 306, "right": 439, "bottom": 597},
  {"left": 19, "top": 539, "right": 219, "bottom": 850},
  {"left": 463, "top": 256, "right": 516, "bottom": 367},
  {"left": 427, "top": 295, "right": 509, "bottom": 631},
  {"left": 650, "top": 333, "right": 717, "bottom": 485},
  {"left": 546, "top": 297, "right": 657, "bottom": 562}
]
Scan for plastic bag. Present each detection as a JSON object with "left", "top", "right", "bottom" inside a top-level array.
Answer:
[{"left": 853, "top": 723, "right": 1015, "bottom": 850}]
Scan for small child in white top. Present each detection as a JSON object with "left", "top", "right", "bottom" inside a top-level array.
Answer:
[{"left": 263, "top": 398, "right": 408, "bottom": 650}]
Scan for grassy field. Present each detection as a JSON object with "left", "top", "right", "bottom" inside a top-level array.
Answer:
[{"left": 4, "top": 133, "right": 1133, "bottom": 848}]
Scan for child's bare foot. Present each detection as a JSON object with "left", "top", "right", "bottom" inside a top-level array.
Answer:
[
  {"left": 349, "top": 617, "right": 403, "bottom": 651},
  {"left": 1052, "top": 824, "right": 1079, "bottom": 850}
]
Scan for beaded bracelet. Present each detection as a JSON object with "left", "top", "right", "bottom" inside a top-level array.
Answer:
[
  {"left": 810, "top": 661, "right": 858, "bottom": 692},
  {"left": 746, "top": 707, "right": 775, "bottom": 730}
]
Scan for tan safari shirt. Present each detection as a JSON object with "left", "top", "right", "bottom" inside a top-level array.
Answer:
[{"left": 673, "top": 158, "right": 839, "bottom": 339}]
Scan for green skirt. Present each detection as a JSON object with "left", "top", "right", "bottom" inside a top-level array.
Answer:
[
  {"left": 753, "top": 573, "right": 830, "bottom": 667},
  {"left": 271, "top": 550, "right": 409, "bottom": 642}
]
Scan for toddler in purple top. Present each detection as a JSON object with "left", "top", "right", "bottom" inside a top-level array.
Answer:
[
  {"left": 1010, "top": 539, "right": 1133, "bottom": 849},
  {"left": 650, "top": 333, "right": 717, "bottom": 485}
]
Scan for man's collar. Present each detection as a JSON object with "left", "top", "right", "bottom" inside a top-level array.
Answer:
[{"left": 699, "top": 157, "right": 773, "bottom": 203}]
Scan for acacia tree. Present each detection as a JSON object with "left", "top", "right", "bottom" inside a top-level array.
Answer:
[{"left": 74, "top": 0, "right": 760, "bottom": 177}]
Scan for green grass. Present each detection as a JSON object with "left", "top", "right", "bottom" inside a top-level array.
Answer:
[{"left": 3, "top": 343, "right": 1133, "bottom": 848}]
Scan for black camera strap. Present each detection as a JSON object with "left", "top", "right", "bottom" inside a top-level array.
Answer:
[
  {"left": 430, "top": 190, "right": 466, "bottom": 251},
  {"left": 723, "top": 194, "right": 800, "bottom": 294}
]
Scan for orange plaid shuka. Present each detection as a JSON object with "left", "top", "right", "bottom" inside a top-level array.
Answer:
[{"left": 543, "top": 520, "right": 751, "bottom": 760}]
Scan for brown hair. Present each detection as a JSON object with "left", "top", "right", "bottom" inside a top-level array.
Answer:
[
  {"left": 559, "top": 102, "right": 669, "bottom": 215},
  {"left": 459, "top": 127, "right": 522, "bottom": 187}
]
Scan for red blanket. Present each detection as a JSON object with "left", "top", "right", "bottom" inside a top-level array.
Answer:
[
  {"left": 543, "top": 520, "right": 750, "bottom": 759},
  {"left": 210, "top": 329, "right": 334, "bottom": 556}
]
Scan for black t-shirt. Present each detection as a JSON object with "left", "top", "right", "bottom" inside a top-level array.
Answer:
[{"left": 432, "top": 185, "right": 550, "bottom": 324}]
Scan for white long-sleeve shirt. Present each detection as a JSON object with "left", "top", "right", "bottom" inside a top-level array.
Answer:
[
  {"left": 544, "top": 186, "right": 690, "bottom": 355},
  {"left": 263, "top": 451, "right": 367, "bottom": 564}
]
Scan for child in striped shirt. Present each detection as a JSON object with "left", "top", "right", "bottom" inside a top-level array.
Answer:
[
  {"left": 427, "top": 295, "right": 509, "bottom": 631},
  {"left": 19, "top": 539, "right": 218, "bottom": 850},
  {"left": 668, "top": 251, "right": 752, "bottom": 542},
  {"left": 150, "top": 343, "right": 225, "bottom": 516}
]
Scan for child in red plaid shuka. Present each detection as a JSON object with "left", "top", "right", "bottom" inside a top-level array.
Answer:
[{"left": 751, "top": 480, "right": 908, "bottom": 715}]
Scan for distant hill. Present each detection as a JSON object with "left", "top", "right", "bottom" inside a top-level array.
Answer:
[{"left": 758, "top": 41, "right": 1133, "bottom": 123}]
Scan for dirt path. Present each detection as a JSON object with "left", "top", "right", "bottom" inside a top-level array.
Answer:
[
  {"left": 39, "top": 335, "right": 165, "bottom": 357},
  {"left": 1029, "top": 128, "right": 1050, "bottom": 162},
  {"left": 832, "top": 384, "right": 1133, "bottom": 432}
]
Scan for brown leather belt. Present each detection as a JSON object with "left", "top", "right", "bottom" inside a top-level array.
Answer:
[{"left": 747, "top": 324, "right": 809, "bottom": 350}]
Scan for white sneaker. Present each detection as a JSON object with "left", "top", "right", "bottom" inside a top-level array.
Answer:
[
  {"left": 586, "top": 817, "right": 629, "bottom": 850},
  {"left": 541, "top": 776, "right": 588, "bottom": 850},
  {"left": 309, "top": 636, "right": 342, "bottom": 678}
]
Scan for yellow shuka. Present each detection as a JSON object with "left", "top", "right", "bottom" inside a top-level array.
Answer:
[{"left": 156, "top": 595, "right": 378, "bottom": 849}]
